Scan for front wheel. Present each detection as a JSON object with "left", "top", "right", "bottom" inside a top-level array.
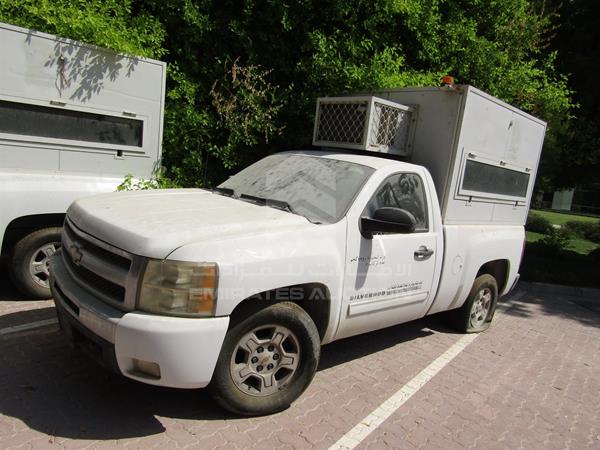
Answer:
[
  {"left": 209, "top": 302, "right": 320, "bottom": 416},
  {"left": 9, "top": 228, "right": 62, "bottom": 299},
  {"left": 449, "top": 274, "right": 498, "bottom": 333}
]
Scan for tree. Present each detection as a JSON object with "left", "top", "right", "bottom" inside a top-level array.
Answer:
[
  {"left": 0, "top": 0, "right": 573, "bottom": 188},
  {"left": 541, "top": 0, "right": 600, "bottom": 189},
  {"left": 0, "top": 0, "right": 165, "bottom": 58}
]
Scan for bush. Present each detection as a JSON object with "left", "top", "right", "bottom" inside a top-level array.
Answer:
[
  {"left": 116, "top": 172, "right": 178, "bottom": 191},
  {"left": 563, "top": 220, "right": 600, "bottom": 243},
  {"left": 538, "top": 228, "right": 571, "bottom": 256},
  {"left": 526, "top": 213, "right": 553, "bottom": 234},
  {"left": 587, "top": 223, "right": 600, "bottom": 243}
]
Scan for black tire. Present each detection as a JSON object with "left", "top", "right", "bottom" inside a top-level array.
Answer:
[
  {"left": 209, "top": 302, "right": 320, "bottom": 416},
  {"left": 448, "top": 274, "right": 498, "bottom": 333},
  {"left": 9, "top": 227, "right": 62, "bottom": 299}
]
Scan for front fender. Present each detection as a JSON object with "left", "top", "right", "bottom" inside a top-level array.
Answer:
[{"left": 166, "top": 220, "right": 347, "bottom": 342}]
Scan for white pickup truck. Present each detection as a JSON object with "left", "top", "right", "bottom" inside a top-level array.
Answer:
[
  {"left": 49, "top": 85, "right": 546, "bottom": 416},
  {"left": 0, "top": 22, "right": 165, "bottom": 298}
]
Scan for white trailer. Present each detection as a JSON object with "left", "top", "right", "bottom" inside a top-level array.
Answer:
[
  {"left": 315, "top": 85, "right": 546, "bottom": 226},
  {"left": 0, "top": 22, "right": 166, "bottom": 298}
]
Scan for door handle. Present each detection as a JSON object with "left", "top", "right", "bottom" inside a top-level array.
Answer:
[{"left": 414, "top": 246, "right": 434, "bottom": 260}]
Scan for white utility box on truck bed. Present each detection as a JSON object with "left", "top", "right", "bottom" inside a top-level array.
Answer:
[
  {"left": 0, "top": 22, "right": 165, "bottom": 298},
  {"left": 49, "top": 84, "right": 545, "bottom": 416}
]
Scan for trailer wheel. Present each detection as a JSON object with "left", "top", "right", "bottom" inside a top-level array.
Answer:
[
  {"left": 9, "top": 228, "right": 62, "bottom": 299},
  {"left": 450, "top": 274, "right": 498, "bottom": 333},
  {"left": 209, "top": 302, "right": 320, "bottom": 416}
]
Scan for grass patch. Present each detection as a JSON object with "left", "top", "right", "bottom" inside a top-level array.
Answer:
[
  {"left": 526, "top": 231, "right": 598, "bottom": 255},
  {"left": 531, "top": 209, "right": 599, "bottom": 225},
  {"left": 526, "top": 231, "right": 544, "bottom": 243},
  {"left": 569, "top": 238, "right": 599, "bottom": 255},
  {"left": 523, "top": 211, "right": 600, "bottom": 286}
]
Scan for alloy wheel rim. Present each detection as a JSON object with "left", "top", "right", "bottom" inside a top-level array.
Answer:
[
  {"left": 470, "top": 287, "right": 492, "bottom": 328},
  {"left": 230, "top": 324, "right": 300, "bottom": 397},
  {"left": 28, "top": 242, "right": 60, "bottom": 288}
]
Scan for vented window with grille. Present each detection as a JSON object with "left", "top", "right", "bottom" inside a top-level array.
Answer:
[
  {"left": 369, "top": 102, "right": 412, "bottom": 151},
  {"left": 313, "top": 96, "right": 414, "bottom": 155},
  {"left": 315, "top": 101, "right": 368, "bottom": 145}
]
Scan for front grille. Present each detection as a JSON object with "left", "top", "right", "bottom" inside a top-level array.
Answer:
[
  {"left": 61, "top": 218, "right": 134, "bottom": 307},
  {"left": 54, "top": 281, "right": 80, "bottom": 315},
  {"left": 62, "top": 251, "right": 126, "bottom": 303},
  {"left": 63, "top": 223, "right": 131, "bottom": 272}
]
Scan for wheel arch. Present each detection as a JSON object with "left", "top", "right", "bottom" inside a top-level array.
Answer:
[
  {"left": 227, "top": 283, "right": 332, "bottom": 341},
  {"left": 476, "top": 259, "right": 509, "bottom": 295},
  {"left": 1, "top": 213, "right": 65, "bottom": 256}
]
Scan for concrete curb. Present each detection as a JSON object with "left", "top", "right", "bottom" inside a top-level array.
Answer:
[{"left": 519, "top": 281, "right": 600, "bottom": 300}]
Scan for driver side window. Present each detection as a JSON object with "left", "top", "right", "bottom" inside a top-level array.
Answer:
[{"left": 365, "top": 173, "right": 429, "bottom": 232}]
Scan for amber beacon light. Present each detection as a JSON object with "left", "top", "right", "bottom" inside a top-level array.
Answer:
[{"left": 441, "top": 75, "right": 455, "bottom": 86}]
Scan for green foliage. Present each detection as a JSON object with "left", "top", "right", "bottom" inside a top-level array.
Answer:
[
  {"left": 526, "top": 213, "right": 553, "bottom": 234},
  {"left": 116, "top": 171, "right": 179, "bottom": 191},
  {"left": 0, "top": 0, "right": 166, "bottom": 58},
  {"left": 563, "top": 221, "right": 600, "bottom": 244},
  {"left": 521, "top": 239, "right": 600, "bottom": 286},
  {"left": 209, "top": 59, "right": 285, "bottom": 168},
  {"left": 530, "top": 208, "right": 599, "bottom": 225},
  {"left": 0, "top": 0, "right": 575, "bottom": 188},
  {"left": 540, "top": 0, "right": 600, "bottom": 189},
  {"left": 539, "top": 228, "right": 572, "bottom": 255}
]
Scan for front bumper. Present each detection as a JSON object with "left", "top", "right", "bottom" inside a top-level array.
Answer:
[{"left": 50, "top": 252, "right": 229, "bottom": 389}]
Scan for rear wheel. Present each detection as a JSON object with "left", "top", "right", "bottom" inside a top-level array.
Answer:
[
  {"left": 9, "top": 228, "right": 62, "bottom": 299},
  {"left": 210, "top": 302, "right": 320, "bottom": 416},
  {"left": 449, "top": 274, "right": 498, "bottom": 333}
]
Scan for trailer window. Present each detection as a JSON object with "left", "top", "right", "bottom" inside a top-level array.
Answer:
[
  {"left": 365, "top": 173, "right": 428, "bottom": 232},
  {"left": 462, "top": 160, "right": 529, "bottom": 198},
  {"left": 0, "top": 100, "right": 143, "bottom": 147}
]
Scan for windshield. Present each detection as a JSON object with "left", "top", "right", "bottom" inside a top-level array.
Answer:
[{"left": 218, "top": 153, "right": 375, "bottom": 224}]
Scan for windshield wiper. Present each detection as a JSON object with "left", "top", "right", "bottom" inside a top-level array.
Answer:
[
  {"left": 238, "top": 194, "right": 305, "bottom": 218},
  {"left": 212, "top": 186, "right": 235, "bottom": 197}
]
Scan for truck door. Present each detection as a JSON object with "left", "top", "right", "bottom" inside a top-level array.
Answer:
[{"left": 336, "top": 171, "right": 438, "bottom": 340}]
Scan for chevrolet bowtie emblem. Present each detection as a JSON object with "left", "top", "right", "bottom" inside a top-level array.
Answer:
[{"left": 68, "top": 244, "right": 83, "bottom": 266}]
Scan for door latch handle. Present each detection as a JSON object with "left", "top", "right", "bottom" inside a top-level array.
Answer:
[{"left": 414, "top": 246, "right": 434, "bottom": 260}]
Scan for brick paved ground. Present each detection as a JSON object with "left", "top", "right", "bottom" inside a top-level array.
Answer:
[
  {"left": 0, "top": 273, "right": 599, "bottom": 449},
  {"left": 0, "top": 272, "right": 55, "bottom": 330}
]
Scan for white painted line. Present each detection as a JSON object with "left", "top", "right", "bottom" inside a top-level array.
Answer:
[
  {"left": 329, "top": 288, "right": 527, "bottom": 450},
  {"left": 329, "top": 332, "right": 478, "bottom": 450},
  {"left": 0, "top": 318, "right": 58, "bottom": 336}
]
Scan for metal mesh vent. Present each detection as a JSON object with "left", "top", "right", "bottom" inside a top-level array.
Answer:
[
  {"left": 313, "top": 96, "right": 414, "bottom": 155},
  {"left": 369, "top": 102, "right": 413, "bottom": 151},
  {"left": 315, "top": 101, "right": 368, "bottom": 145}
]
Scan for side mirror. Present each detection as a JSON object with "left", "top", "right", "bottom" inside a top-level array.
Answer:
[{"left": 360, "top": 207, "right": 417, "bottom": 239}]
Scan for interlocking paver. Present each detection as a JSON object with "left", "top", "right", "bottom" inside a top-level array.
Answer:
[
  {"left": 1, "top": 278, "right": 599, "bottom": 449},
  {"left": 356, "top": 283, "right": 600, "bottom": 450}
]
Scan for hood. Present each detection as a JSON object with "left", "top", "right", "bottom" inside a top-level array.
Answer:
[{"left": 67, "top": 189, "right": 311, "bottom": 259}]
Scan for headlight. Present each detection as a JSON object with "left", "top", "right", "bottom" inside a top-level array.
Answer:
[{"left": 138, "top": 259, "right": 218, "bottom": 317}]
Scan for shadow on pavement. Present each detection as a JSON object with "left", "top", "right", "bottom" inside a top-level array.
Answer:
[
  {"left": 319, "top": 317, "right": 437, "bottom": 370},
  {"left": 0, "top": 306, "right": 57, "bottom": 330},
  {"left": 0, "top": 308, "right": 444, "bottom": 440},
  {"left": 501, "top": 283, "right": 600, "bottom": 329},
  {"left": 0, "top": 270, "right": 24, "bottom": 302}
]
